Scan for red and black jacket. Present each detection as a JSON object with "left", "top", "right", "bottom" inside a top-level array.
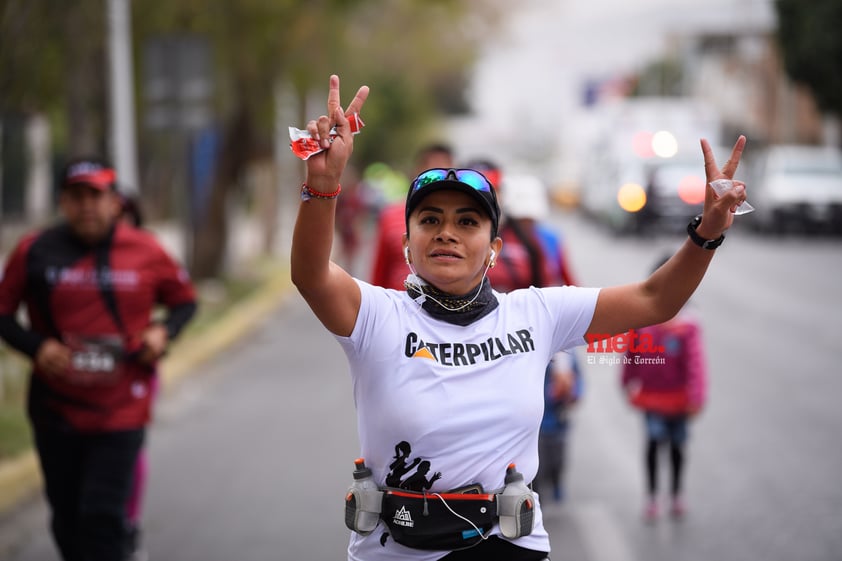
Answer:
[{"left": 0, "top": 222, "right": 197, "bottom": 432}]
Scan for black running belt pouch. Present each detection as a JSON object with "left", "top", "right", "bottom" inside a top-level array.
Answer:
[{"left": 380, "top": 488, "right": 497, "bottom": 550}]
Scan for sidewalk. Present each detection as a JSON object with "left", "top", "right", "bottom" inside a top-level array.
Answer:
[{"left": 0, "top": 263, "right": 294, "bottom": 518}]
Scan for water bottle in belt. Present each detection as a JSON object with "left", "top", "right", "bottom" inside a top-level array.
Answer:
[
  {"left": 498, "top": 463, "right": 535, "bottom": 539},
  {"left": 345, "top": 458, "right": 382, "bottom": 535}
]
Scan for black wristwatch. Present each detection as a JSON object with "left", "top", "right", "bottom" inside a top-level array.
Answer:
[{"left": 687, "top": 215, "right": 725, "bottom": 249}]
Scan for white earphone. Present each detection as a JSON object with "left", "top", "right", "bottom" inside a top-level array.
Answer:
[{"left": 490, "top": 249, "right": 497, "bottom": 261}]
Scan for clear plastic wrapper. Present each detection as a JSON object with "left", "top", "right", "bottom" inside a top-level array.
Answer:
[
  {"left": 709, "top": 179, "right": 754, "bottom": 215},
  {"left": 289, "top": 113, "right": 365, "bottom": 160}
]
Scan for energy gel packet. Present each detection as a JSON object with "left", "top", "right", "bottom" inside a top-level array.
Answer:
[
  {"left": 289, "top": 113, "right": 365, "bottom": 160},
  {"left": 709, "top": 179, "right": 755, "bottom": 215}
]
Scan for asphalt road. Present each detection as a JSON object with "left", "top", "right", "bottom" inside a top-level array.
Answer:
[{"left": 3, "top": 210, "right": 841, "bottom": 561}]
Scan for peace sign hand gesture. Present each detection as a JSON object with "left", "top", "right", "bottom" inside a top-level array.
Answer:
[
  {"left": 697, "top": 135, "right": 747, "bottom": 239},
  {"left": 303, "top": 75, "right": 370, "bottom": 194}
]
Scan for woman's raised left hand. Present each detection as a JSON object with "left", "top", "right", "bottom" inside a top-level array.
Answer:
[{"left": 697, "top": 135, "right": 747, "bottom": 239}]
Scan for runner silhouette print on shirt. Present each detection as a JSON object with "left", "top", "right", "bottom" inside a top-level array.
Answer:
[
  {"left": 385, "top": 440, "right": 442, "bottom": 491},
  {"left": 400, "top": 461, "right": 442, "bottom": 491},
  {"left": 385, "top": 441, "right": 421, "bottom": 487}
]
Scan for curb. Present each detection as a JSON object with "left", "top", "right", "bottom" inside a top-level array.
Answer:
[
  {"left": 160, "top": 269, "right": 294, "bottom": 388},
  {"left": 0, "top": 451, "right": 39, "bottom": 516},
  {"left": 0, "top": 268, "right": 294, "bottom": 517}
]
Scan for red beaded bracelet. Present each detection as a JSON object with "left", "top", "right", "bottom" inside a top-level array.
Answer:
[{"left": 301, "top": 182, "right": 341, "bottom": 201}]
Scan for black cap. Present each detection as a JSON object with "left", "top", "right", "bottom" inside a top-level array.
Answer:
[{"left": 405, "top": 168, "right": 501, "bottom": 239}]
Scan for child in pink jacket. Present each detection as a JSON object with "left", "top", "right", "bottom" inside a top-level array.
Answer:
[{"left": 621, "top": 298, "right": 707, "bottom": 522}]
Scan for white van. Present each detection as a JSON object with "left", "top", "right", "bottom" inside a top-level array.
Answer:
[{"left": 749, "top": 145, "right": 842, "bottom": 234}]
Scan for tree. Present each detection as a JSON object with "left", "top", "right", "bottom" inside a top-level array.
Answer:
[
  {"left": 0, "top": 0, "right": 109, "bottom": 156},
  {"left": 337, "top": 1, "right": 501, "bottom": 169},
  {"left": 775, "top": 0, "right": 842, "bottom": 119},
  {"left": 135, "top": 0, "right": 503, "bottom": 279},
  {"left": 2, "top": 0, "right": 504, "bottom": 278},
  {"left": 0, "top": 1, "right": 63, "bottom": 114}
]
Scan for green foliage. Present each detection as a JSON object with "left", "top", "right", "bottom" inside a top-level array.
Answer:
[
  {"left": 0, "top": 0, "right": 110, "bottom": 154},
  {"left": 0, "top": 399, "right": 30, "bottom": 460},
  {"left": 1, "top": 0, "right": 505, "bottom": 277},
  {"left": 0, "top": 352, "right": 31, "bottom": 459},
  {"left": 330, "top": 0, "right": 500, "bottom": 167},
  {"left": 775, "top": 0, "right": 842, "bottom": 117},
  {"left": 131, "top": 0, "right": 501, "bottom": 166},
  {"left": 0, "top": 1, "right": 70, "bottom": 112},
  {"left": 350, "top": 75, "right": 439, "bottom": 173},
  {"left": 1, "top": 0, "right": 503, "bottom": 167}
]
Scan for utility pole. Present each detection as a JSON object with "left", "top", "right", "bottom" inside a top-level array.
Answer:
[{"left": 107, "top": 0, "right": 139, "bottom": 194}]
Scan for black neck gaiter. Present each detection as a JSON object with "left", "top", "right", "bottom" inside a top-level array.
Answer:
[{"left": 404, "top": 275, "right": 499, "bottom": 326}]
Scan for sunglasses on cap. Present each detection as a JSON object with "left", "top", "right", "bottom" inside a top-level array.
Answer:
[{"left": 410, "top": 168, "right": 494, "bottom": 194}]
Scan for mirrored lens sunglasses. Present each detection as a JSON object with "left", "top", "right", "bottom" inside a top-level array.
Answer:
[{"left": 410, "top": 168, "right": 494, "bottom": 194}]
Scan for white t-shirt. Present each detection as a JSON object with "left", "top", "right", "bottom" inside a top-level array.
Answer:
[{"left": 335, "top": 279, "right": 600, "bottom": 561}]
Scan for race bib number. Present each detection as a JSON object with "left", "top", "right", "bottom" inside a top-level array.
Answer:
[{"left": 64, "top": 335, "right": 126, "bottom": 386}]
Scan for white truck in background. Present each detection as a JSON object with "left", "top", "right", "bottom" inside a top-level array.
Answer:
[
  {"left": 747, "top": 144, "right": 842, "bottom": 235},
  {"left": 579, "top": 97, "right": 725, "bottom": 234}
]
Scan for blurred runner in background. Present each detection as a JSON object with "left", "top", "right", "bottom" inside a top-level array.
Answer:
[
  {"left": 0, "top": 158, "right": 197, "bottom": 561},
  {"left": 335, "top": 177, "right": 366, "bottom": 277},
  {"left": 369, "top": 143, "right": 453, "bottom": 289},
  {"left": 621, "top": 255, "right": 708, "bottom": 522},
  {"left": 488, "top": 168, "right": 583, "bottom": 503},
  {"left": 117, "top": 189, "right": 156, "bottom": 560},
  {"left": 118, "top": 192, "right": 144, "bottom": 228}
]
